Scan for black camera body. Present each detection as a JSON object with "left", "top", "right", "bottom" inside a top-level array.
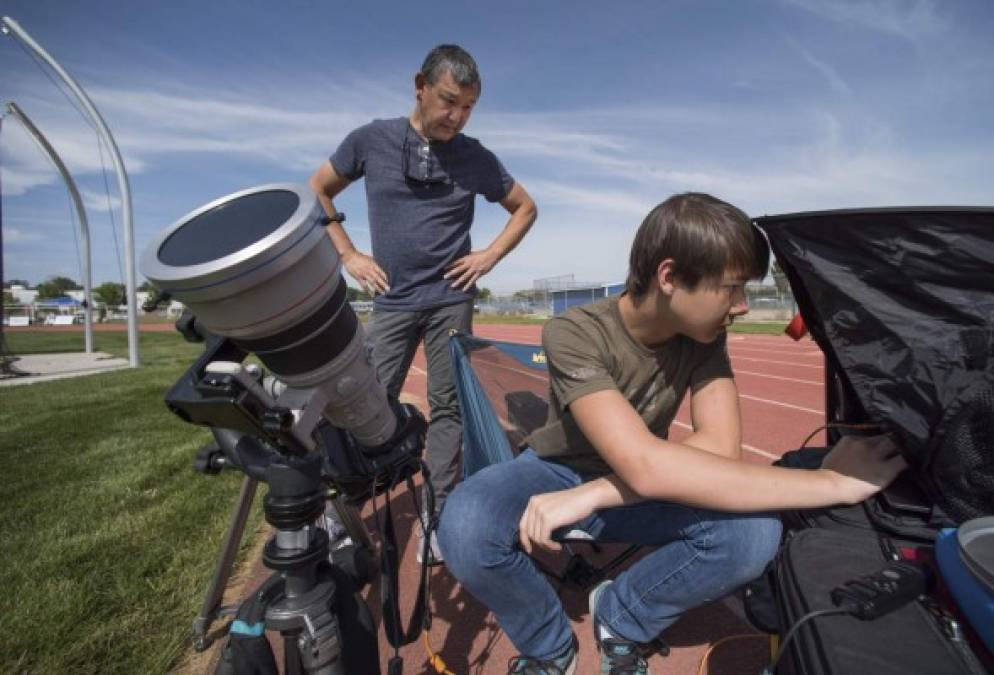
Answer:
[{"left": 166, "top": 317, "right": 425, "bottom": 504}]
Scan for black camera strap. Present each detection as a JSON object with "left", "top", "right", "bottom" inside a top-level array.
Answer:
[{"left": 371, "top": 460, "right": 435, "bottom": 675}]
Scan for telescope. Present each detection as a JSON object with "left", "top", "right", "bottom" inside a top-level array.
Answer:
[{"left": 141, "top": 184, "right": 430, "bottom": 675}]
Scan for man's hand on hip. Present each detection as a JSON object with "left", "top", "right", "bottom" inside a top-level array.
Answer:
[
  {"left": 445, "top": 249, "right": 499, "bottom": 291},
  {"left": 342, "top": 250, "right": 390, "bottom": 296}
]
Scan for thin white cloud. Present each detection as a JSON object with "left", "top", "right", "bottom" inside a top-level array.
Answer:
[
  {"left": 785, "top": 37, "right": 851, "bottom": 96},
  {"left": 524, "top": 178, "right": 651, "bottom": 217},
  {"left": 80, "top": 188, "right": 121, "bottom": 213},
  {"left": 783, "top": 0, "right": 947, "bottom": 42},
  {"left": 2, "top": 226, "right": 46, "bottom": 243}
]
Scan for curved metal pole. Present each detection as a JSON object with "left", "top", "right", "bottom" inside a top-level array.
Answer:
[
  {"left": 6, "top": 102, "right": 93, "bottom": 353},
  {"left": 2, "top": 16, "right": 139, "bottom": 366}
]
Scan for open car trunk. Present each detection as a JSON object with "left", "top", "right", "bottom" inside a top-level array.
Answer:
[{"left": 756, "top": 207, "right": 994, "bottom": 524}]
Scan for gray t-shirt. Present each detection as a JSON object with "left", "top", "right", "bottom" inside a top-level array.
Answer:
[
  {"left": 526, "top": 296, "right": 734, "bottom": 476},
  {"left": 330, "top": 117, "right": 514, "bottom": 311}
]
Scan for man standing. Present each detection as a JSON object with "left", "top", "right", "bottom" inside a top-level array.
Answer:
[{"left": 310, "top": 45, "right": 537, "bottom": 564}]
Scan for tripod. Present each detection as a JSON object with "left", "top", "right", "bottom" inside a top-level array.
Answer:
[
  {"left": 166, "top": 323, "right": 429, "bottom": 675},
  {"left": 213, "top": 449, "right": 379, "bottom": 675}
]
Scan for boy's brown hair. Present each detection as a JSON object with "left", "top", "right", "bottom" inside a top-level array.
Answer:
[{"left": 625, "top": 192, "right": 769, "bottom": 300}]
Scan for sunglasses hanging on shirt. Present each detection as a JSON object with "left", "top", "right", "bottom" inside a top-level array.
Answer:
[{"left": 402, "top": 126, "right": 451, "bottom": 185}]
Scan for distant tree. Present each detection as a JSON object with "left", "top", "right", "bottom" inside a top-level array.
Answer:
[
  {"left": 3, "top": 290, "right": 19, "bottom": 306},
  {"left": 4, "top": 279, "right": 30, "bottom": 289},
  {"left": 477, "top": 287, "right": 492, "bottom": 301},
  {"left": 36, "top": 276, "right": 81, "bottom": 299},
  {"left": 94, "top": 282, "right": 126, "bottom": 307},
  {"left": 139, "top": 279, "right": 157, "bottom": 292}
]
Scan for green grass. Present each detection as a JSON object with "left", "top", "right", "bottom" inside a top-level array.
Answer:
[
  {"left": 0, "top": 331, "right": 264, "bottom": 675},
  {"left": 5, "top": 330, "right": 96, "bottom": 354},
  {"left": 472, "top": 314, "right": 548, "bottom": 325},
  {"left": 728, "top": 321, "right": 789, "bottom": 335}
]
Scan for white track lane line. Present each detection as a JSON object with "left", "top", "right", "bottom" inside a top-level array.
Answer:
[
  {"left": 733, "top": 369, "right": 822, "bottom": 386},
  {"left": 730, "top": 346, "right": 822, "bottom": 357},
  {"left": 671, "top": 420, "right": 779, "bottom": 460},
  {"left": 738, "top": 393, "right": 822, "bottom": 415},
  {"left": 731, "top": 355, "right": 823, "bottom": 369}
]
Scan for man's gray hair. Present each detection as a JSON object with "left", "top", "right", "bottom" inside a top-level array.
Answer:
[{"left": 420, "top": 44, "right": 481, "bottom": 91}]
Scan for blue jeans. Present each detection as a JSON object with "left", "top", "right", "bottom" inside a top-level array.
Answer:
[{"left": 437, "top": 450, "right": 782, "bottom": 661}]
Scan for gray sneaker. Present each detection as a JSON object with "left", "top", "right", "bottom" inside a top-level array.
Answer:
[
  {"left": 589, "top": 580, "right": 651, "bottom": 675},
  {"left": 416, "top": 527, "right": 444, "bottom": 565},
  {"left": 320, "top": 508, "right": 352, "bottom": 562},
  {"left": 507, "top": 633, "right": 578, "bottom": 674}
]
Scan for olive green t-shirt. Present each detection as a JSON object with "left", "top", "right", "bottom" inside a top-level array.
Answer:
[{"left": 526, "top": 296, "right": 734, "bottom": 476}]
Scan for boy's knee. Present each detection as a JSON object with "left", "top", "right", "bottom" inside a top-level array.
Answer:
[
  {"left": 436, "top": 483, "right": 490, "bottom": 565},
  {"left": 719, "top": 514, "right": 782, "bottom": 582}
]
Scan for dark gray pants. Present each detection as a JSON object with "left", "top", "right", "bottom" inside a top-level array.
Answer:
[{"left": 365, "top": 300, "right": 473, "bottom": 513}]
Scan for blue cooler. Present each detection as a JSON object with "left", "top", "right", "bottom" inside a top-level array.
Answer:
[{"left": 935, "top": 516, "right": 994, "bottom": 653}]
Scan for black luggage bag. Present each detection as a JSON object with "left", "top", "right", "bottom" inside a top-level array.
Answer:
[
  {"left": 773, "top": 528, "right": 987, "bottom": 675},
  {"left": 753, "top": 208, "right": 994, "bottom": 673}
]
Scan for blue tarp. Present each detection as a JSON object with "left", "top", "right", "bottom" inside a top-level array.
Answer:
[{"left": 450, "top": 333, "right": 550, "bottom": 477}]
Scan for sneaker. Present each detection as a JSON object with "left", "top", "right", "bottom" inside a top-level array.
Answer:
[
  {"left": 416, "top": 508, "right": 444, "bottom": 565},
  {"left": 320, "top": 508, "right": 352, "bottom": 562},
  {"left": 507, "top": 633, "right": 578, "bottom": 674},
  {"left": 416, "top": 527, "right": 444, "bottom": 565},
  {"left": 589, "top": 580, "right": 650, "bottom": 675}
]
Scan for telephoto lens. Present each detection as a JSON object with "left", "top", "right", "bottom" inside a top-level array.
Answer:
[{"left": 141, "top": 183, "right": 396, "bottom": 447}]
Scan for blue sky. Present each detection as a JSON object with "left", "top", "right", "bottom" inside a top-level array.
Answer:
[{"left": 1, "top": 0, "right": 992, "bottom": 293}]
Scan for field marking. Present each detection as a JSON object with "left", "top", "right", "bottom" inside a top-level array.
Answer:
[
  {"left": 730, "top": 355, "right": 823, "bottom": 369},
  {"left": 734, "top": 345, "right": 822, "bottom": 359},
  {"left": 671, "top": 420, "right": 779, "bottom": 460},
  {"left": 733, "top": 369, "right": 822, "bottom": 386},
  {"left": 739, "top": 393, "right": 823, "bottom": 415},
  {"left": 410, "top": 365, "right": 427, "bottom": 376}
]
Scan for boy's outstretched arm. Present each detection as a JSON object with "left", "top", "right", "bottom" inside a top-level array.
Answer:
[
  {"left": 518, "top": 387, "right": 905, "bottom": 553},
  {"left": 573, "top": 388, "right": 904, "bottom": 510}
]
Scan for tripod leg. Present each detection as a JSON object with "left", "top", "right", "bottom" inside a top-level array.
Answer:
[
  {"left": 327, "top": 563, "right": 380, "bottom": 675},
  {"left": 194, "top": 475, "right": 259, "bottom": 650},
  {"left": 284, "top": 634, "right": 304, "bottom": 675}
]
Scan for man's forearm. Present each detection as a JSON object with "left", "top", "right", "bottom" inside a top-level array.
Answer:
[
  {"left": 324, "top": 221, "right": 358, "bottom": 259},
  {"left": 485, "top": 201, "right": 536, "bottom": 263},
  {"left": 309, "top": 167, "right": 358, "bottom": 259}
]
